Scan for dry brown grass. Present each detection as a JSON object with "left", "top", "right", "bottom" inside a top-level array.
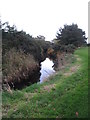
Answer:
[
  {"left": 2, "top": 48, "right": 39, "bottom": 88},
  {"left": 42, "top": 84, "right": 56, "bottom": 92}
]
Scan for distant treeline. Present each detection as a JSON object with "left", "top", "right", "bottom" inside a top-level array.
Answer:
[{"left": 2, "top": 22, "right": 52, "bottom": 62}]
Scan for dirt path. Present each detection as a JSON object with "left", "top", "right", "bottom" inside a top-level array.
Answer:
[{"left": 64, "top": 65, "right": 80, "bottom": 77}]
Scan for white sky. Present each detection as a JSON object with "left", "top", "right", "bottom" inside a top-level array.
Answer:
[{"left": 0, "top": 0, "right": 89, "bottom": 41}]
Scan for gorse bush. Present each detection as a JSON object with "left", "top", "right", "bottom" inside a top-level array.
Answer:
[{"left": 2, "top": 48, "right": 39, "bottom": 89}]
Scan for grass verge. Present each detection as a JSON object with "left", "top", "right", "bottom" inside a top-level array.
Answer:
[{"left": 2, "top": 47, "right": 88, "bottom": 118}]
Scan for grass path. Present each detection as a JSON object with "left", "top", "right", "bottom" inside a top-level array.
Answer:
[{"left": 2, "top": 47, "right": 88, "bottom": 118}]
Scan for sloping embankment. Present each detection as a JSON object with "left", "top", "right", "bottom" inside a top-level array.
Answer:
[{"left": 2, "top": 47, "right": 88, "bottom": 118}]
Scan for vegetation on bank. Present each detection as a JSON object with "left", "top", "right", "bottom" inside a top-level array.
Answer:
[
  {"left": 1, "top": 21, "right": 88, "bottom": 118},
  {"left": 2, "top": 22, "right": 52, "bottom": 89},
  {"left": 2, "top": 48, "right": 40, "bottom": 90},
  {"left": 2, "top": 47, "right": 88, "bottom": 118},
  {"left": 2, "top": 22, "right": 87, "bottom": 90}
]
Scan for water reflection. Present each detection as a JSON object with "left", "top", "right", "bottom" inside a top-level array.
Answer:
[{"left": 40, "top": 58, "right": 55, "bottom": 83}]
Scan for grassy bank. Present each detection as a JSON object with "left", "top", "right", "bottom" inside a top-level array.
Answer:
[{"left": 2, "top": 47, "right": 88, "bottom": 118}]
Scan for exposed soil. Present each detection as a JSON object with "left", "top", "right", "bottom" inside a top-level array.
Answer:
[
  {"left": 42, "top": 84, "right": 56, "bottom": 92},
  {"left": 53, "top": 52, "right": 76, "bottom": 71},
  {"left": 64, "top": 65, "right": 80, "bottom": 77},
  {"left": 74, "top": 55, "right": 81, "bottom": 61}
]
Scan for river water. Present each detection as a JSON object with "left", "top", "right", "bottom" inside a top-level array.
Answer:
[{"left": 40, "top": 58, "right": 55, "bottom": 83}]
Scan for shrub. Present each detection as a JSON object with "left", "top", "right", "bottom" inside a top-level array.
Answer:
[
  {"left": 2, "top": 48, "right": 39, "bottom": 89},
  {"left": 64, "top": 44, "right": 76, "bottom": 53},
  {"left": 56, "top": 23, "right": 87, "bottom": 47}
]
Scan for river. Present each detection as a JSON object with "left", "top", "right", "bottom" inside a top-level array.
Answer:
[{"left": 40, "top": 58, "right": 55, "bottom": 83}]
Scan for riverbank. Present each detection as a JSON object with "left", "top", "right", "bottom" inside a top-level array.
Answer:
[{"left": 2, "top": 47, "right": 88, "bottom": 118}]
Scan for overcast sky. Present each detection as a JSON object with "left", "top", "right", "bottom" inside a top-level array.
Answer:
[{"left": 0, "top": 0, "right": 88, "bottom": 41}]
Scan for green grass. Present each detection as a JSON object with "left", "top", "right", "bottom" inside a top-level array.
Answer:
[{"left": 2, "top": 47, "right": 88, "bottom": 118}]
